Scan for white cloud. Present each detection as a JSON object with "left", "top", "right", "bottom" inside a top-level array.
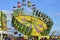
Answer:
[
  {"left": 54, "top": 13, "right": 60, "bottom": 17},
  {"left": 44, "top": 0, "right": 55, "bottom": 4},
  {"left": 2, "top": 10, "right": 13, "bottom": 14},
  {"left": 2, "top": 10, "right": 13, "bottom": 21},
  {"left": 7, "top": 18, "right": 12, "bottom": 21}
]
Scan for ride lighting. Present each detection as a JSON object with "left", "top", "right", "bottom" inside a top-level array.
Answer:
[
  {"left": 13, "top": 6, "right": 16, "bottom": 8},
  {"left": 14, "top": 31, "right": 18, "bottom": 34},
  {"left": 22, "top": 0, "right": 26, "bottom": 6},
  {"left": 17, "top": 2, "right": 21, "bottom": 8},
  {"left": 32, "top": 4, "right": 36, "bottom": 10},
  {"left": 27, "top": 0, "right": 32, "bottom": 7}
]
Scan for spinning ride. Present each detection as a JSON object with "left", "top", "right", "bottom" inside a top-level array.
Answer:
[{"left": 12, "top": 1, "right": 53, "bottom": 36}]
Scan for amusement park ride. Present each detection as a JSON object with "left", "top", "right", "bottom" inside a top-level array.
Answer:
[{"left": 12, "top": 0, "right": 53, "bottom": 37}]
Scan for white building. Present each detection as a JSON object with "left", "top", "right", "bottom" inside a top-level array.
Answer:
[{"left": 0, "top": 30, "right": 8, "bottom": 40}]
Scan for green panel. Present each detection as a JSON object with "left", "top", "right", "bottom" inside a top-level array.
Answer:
[
  {"left": 22, "top": 25, "right": 27, "bottom": 34},
  {"left": 0, "top": 11, "right": 1, "bottom": 18},
  {"left": 28, "top": 27, "right": 32, "bottom": 35},
  {"left": 18, "top": 23, "right": 23, "bottom": 33},
  {"left": 25, "top": 27, "right": 29, "bottom": 35}
]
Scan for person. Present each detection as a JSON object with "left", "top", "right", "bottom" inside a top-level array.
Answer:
[
  {"left": 3, "top": 38, "right": 5, "bottom": 40},
  {"left": 44, "top": 37, "right": 48, "bottom": 40},
  {"left": 4, "top": 36, "right": 8, "bottom": 40},
  {"left": 40, "top": 37, "right": 44, "bottom": 40},
  {"left": 8, "top": 37, "right": 11, "bottom": 40},
  {"left": 4, "top": 36, "right": 11, "bottom": 40},
  {"left": 19, "top": 37, "right": 24, "bottom": 40}
]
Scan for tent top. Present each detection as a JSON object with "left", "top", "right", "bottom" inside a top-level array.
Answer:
[{"left": 0, "top": 30, "right": 8, "bottom": 34}]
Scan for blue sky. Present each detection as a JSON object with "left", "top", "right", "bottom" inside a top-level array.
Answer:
[{"left": 0, "top": 0, "right": 60, "bottom": 35}]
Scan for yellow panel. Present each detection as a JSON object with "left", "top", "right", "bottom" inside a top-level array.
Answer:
[
  {"left": 25, "top": 16, "right": 31, "bottom": 21},
  {"left": 16, "top": 15, "right": 47, "bottom": 36},
  {"left": 31, "top": 25, "right": 41, "bottom": 36}
]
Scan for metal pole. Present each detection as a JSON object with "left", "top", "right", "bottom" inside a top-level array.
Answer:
[
  {"left": 1, "top": 31, "right": 2, "bottom": 40},
  {"left": 1, "top": 11, "right": 2, "bottom": 30}
]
